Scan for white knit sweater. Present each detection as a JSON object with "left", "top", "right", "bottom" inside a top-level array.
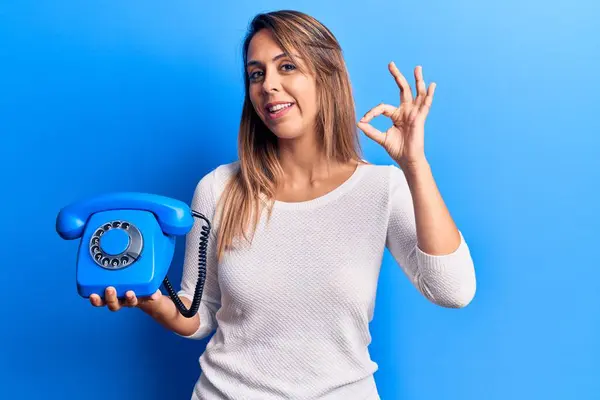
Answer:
[{"left": 176, "top": 161, "right": 476, "bottom": 400}]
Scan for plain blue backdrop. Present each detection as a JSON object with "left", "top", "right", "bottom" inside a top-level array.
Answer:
[{"left": 1, "top": 1, "right": 599, "bottom": 399}]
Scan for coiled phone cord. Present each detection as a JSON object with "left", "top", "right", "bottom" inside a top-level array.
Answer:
[{"left": 161, "top": 210, "right": 211, "bottom": 318}]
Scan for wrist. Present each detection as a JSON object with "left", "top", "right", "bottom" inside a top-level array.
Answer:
[{"left": 396, "top": 156, "right": 430, "bottom": 174}]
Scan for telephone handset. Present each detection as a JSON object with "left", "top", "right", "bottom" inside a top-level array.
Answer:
[{"left": 55, "top": 192, "right": 210, "bottom": 318}]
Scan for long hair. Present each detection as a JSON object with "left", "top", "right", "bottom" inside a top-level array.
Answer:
[{"left": 215, "top": 10, "right": 365, "bottom": 262}]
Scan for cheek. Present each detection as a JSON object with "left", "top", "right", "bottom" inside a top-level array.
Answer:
[
  {"left": 290, "top": 77, "right": 318, "bottom": 116},
  {"left": 303, "top": 89, "right": 319, "bottom": 123},
  {"left": 249, "top": 87, "right": 264, "bottom": 117}
]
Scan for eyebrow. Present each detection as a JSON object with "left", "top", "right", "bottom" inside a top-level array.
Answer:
[{"left": 246, "top": 53, "right": 287, "bottom": 68}]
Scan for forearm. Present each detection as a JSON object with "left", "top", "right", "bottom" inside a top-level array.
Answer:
[
  {"left": 146, "top": 296, "right": 201, "bottom": 337},
  {"left": 399, "top": 157, "right": 461, "bottom": 255}
]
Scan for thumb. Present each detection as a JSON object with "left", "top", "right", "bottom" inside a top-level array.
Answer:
[
  {"left": 150, "top": 289, "right": 162, "bottom": 301},
  {"left": 137, "top": 289, "right": 163, "bottom": 314},
  {"left": 357, "top": 121, "right": 386, "bottom": 146},
  {"left": 139, "top": 289, "right": 162, "bottom": 305}
]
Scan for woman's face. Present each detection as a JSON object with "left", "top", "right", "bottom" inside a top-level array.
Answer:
[{"left": 246, "top": 29, "right": 318, "bottom": 140}]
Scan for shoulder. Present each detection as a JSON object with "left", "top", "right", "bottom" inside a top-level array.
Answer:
[
  {"left": 358, "top": 160, "right": 406, "bottom": 188},
  {"left": 208, "top": 160, "right": 240, "bottom": 188},
  {"left": 192, "top": 160, "right": 240, "bottom": 202},
  {"left": 355, "top": 161, "right": 410, "bottom": 205}
]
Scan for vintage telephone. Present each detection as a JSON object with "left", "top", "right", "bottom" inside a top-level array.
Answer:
[{"left": 55, "top": 192, "right": 210, "bottom": 318}]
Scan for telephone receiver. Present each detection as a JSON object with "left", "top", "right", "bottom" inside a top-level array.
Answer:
[{"left": 55, "top": 192, "right": 210, "bottom": 318}]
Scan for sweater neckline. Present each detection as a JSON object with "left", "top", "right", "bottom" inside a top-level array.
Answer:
[{"left": 262, "top": 162, "right": 368, "bottom": 211}]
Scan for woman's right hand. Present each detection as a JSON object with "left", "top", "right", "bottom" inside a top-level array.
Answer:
[{"left": 89, "top": 287, "right": 165, "bottom": 316}]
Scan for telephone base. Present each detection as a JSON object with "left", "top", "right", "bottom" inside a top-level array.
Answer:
[
  {"left": 77, "top": 282, "right": 162, "bottom": 299},
  {"left": 74, "top": 209, "right": 177, "bottom": 300}
]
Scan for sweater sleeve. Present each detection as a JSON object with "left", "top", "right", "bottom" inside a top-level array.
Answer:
[
  {"left": 175, "top": 169, "right": 222, "bottom": 339},
  {"left": 385, "top": 165, "right": 477, "bottom": 308}
]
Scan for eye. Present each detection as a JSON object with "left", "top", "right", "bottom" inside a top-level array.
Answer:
[
  {"left": 247, "top": 63, "right": 296, "bottom": 83},
  {"left": 248, "top": 70, "right": 263, "bottom": 81}
]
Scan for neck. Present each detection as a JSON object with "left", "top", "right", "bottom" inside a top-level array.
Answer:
[{"left": 276, "top": 132, "right": 335, "bottom": 183}]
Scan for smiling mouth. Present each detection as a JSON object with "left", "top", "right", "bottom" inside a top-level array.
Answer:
[{"left": 265, "top": 102, "right": 295, "bottom": 120}]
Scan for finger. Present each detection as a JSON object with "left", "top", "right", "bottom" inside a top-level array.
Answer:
[
  {"left": 124, "top": 290, "right": 138, "bottom": 307},
  {"left": 389, "top": 61, "right": 413, "bottom": 104},
  {"left": 105, "top": 287, "right": 121, "bottom": 312},
  {"left": 357, "top": 121, "right": 386, "bottom": 146},
  {"left": 421, "top": 82, "right": 436, "bottom": 116},
  {"left": 414, "top": 66, "right": 427, "bottom": 103},
  {"left": 360, "top": 103, "right": 397, "bottom": 124},
  {"left": 89, "top": 293, "right": 104, "bottom": 307},
  {"left": 150, "top": 289, "right": 162, "bottom": 301}
]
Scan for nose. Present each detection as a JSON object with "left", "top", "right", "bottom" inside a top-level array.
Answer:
[{"left": 261, "top": 68, "right": 280, "bottom": 93}]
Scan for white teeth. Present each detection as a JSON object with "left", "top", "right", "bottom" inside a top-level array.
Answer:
[{"left": 268, "top": 103, "right": 292, "bottom": 113}]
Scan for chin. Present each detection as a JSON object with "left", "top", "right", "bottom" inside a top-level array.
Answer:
[
  {"left": 270, "top": 129, "right": 302, "bottom": 140},
  {"left": 260, "top": 117, "right": 302, "bottom": 140}
]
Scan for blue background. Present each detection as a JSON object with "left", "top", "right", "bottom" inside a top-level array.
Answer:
[{"left": 1, "top": 1, "right": 599, "bottom": 399}]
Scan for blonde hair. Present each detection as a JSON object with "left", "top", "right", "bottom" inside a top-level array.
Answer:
[{"left": 215, "top": 10, "right": 365, "bottom": 261}]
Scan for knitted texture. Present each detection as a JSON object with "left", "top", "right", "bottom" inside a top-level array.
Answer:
[{"left": 177, "top": 161, "right": 476, "bottom": 400}]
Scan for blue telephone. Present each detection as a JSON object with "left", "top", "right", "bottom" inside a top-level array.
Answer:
[{"left": 55, "top": 192, "right": 210, "bottom": 318}]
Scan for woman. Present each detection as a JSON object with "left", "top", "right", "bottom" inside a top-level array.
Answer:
[{"left": 90, "top": 9, "right": 476, "bottom": 400}]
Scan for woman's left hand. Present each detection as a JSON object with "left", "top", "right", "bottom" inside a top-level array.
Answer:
[{"left": 357, "top": 62, "right": 435, "bottom": 169}]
